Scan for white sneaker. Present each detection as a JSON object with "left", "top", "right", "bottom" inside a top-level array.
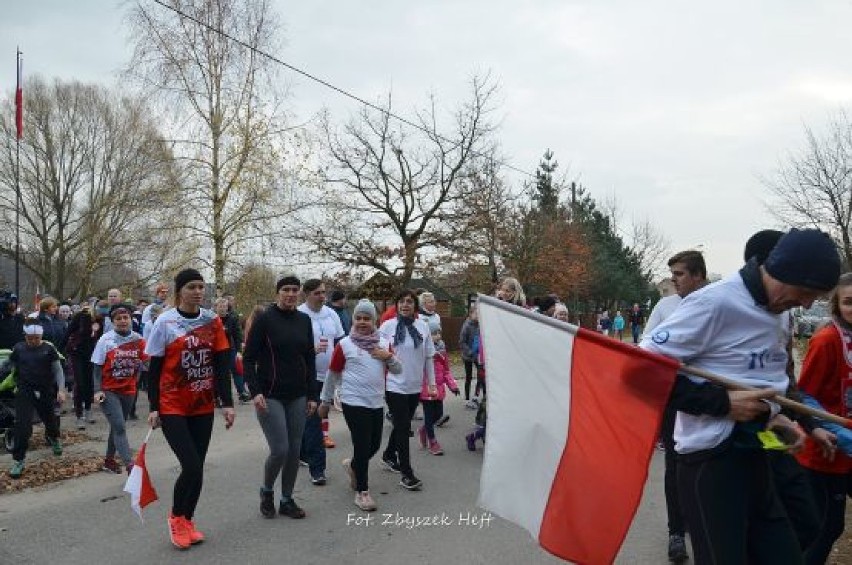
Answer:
[
  {"left": 354, "top": 491, "right": 377, "bottom": 512},
  {"left": 85, "top": 410, "right": 96, "bottom": 424}
]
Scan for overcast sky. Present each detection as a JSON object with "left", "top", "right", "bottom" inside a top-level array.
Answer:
[{"left": 3, "top": 0, "right": 851, "bottom": 278}]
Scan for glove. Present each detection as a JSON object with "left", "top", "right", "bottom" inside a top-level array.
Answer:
[{"left": 452, "top": 389, "right": 460, "bottom": 396}]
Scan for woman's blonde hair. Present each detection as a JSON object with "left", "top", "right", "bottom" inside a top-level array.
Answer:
[{"left": 830, "top": 272, "right": 852, "bottom": 318}]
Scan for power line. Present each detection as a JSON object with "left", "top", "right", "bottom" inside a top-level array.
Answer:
[{"left": 149, "top": 0, "right": 536, "bottom": 178}]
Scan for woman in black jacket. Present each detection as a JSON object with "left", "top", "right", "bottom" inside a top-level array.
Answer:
[
  {"left": 65, "top": 300, "right": 105, "bottom": 429},
  {"left": 243, "top": 276, "right": 317, "bottom": 519}
]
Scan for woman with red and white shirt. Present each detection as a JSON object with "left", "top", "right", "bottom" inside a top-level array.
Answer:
[
  {"left": 92, "top": 304, "right": 147, "bottom": 474},
  {"left": 145, "top": 269, "right": 235, "bottom": 550}
]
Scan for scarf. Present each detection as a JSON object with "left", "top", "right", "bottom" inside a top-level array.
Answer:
[
  {"left": 394, "top": 314, "right": 423, "bottom": 348},
  {"left": 349, "top": 327, "right": 380, "bottom": 352}
]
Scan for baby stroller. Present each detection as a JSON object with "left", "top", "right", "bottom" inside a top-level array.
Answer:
[{"left": 0, "top": 349, "right": 16, "bottom": 452}]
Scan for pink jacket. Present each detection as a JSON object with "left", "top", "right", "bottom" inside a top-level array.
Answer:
[{"left": 420, "top": 349, "right": 458, "bottom": 401}]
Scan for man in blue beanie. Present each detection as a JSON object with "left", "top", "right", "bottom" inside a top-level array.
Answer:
[{"left": 641, "top": 228, "right": 840, "bottom": 565}]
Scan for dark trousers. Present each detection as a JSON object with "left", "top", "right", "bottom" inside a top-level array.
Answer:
[
  {"left": 661, "top": 405, "right": 685, "bottom": 536},
  {"left": 804, "top": 470, "right": 849, "bottom": 565},
  {"left": 422, "top": 399, "right": 443, "bottom": 441},
  {"left": 383, "top": 391, "right": 420, "bottom": 476},
  {"left": 13, "top": 386, "right": 60, "bottom": 461},
  {"left": 71, "top": 354, "right": 93, "bottom": 416},
  {"left": 678, "top": 447, "right": 802, "bottom": 565},
  {"left": 631, "top": 324, "right": 641, "bottom": 344},
  {"left": 160, "top": 413, "right": 214, "bottom": 520},
  {"left": 342, "top": 403, "right": 383, "bottom": 492},
  {"left": 463, "top": 360, "right": 485, "bottom": 400},
  {"left": 768, "top": 452, "right": 820, "bottom": 552},
  {"left": 301, "top": 411, "right": 326, "bottom": 479}
]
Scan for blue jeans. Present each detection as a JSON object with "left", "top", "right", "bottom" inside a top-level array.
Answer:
[
  {"left": 300, "top": 410, "right": 326, "bottom": 478},
  {"left": 631, "top": 324, "right": 641, "bottom": 344}
]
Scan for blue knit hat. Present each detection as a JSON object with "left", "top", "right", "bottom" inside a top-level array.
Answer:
[{"left": 764, "top": 229, "right": 840, "bottom": 291}]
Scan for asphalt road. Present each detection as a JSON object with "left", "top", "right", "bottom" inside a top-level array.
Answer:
[{"left": 0, "top": 379, "right": 672, "bottom": 565}]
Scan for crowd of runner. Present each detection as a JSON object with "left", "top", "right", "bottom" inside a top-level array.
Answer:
[{"left": 3, "top": 226, "right": 852, "bottom": 564}]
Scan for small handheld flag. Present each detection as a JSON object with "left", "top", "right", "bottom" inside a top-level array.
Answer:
[{"left": 124, "top": 427, "right": 159, "bottom": 522}]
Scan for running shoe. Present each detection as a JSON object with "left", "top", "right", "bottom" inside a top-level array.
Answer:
[
  {"left": 167, "top": 512, "right": 191, "bottom": 550},
  {"left": 399, "top": 474, "right": 423, "bottom": 491},
  {"left": 9, "top": 459, "right": 24, "bottom": 479},
  {"left": 435, "top": 415, "right": 450, "bottom": 427},
  {"left": 668, "top": 534, "right": 689, "bottom": 563},
  {"left": 260, "top": 488, "right": 276, "bottom": 519},
  {"left": 466, "top": 433, "right": 477, "bottom": 452},
  {"left": 311, "top": 474, "right": 327, "bottom": 486},
  {"left": 381, "top": 455, "right": 401, "bottom": 473},
  {"left": 323, "top": 435, "right": 336, "bottom": 449},
  {"left": 49, "top": 437, "right": 63, "bottom": 456},
  {"left": 184, "top": 518, "right": 205, "bottom": 545},
  {"left": 428, "top": 440, "right": 444, "bottom": 456},
  {"left": 102, "top": 457, "right": 121, "bottom": 474},
  {"left": 279, "top": 498, "right": 306, "bottom": 519},
  {"left": 354, "top": 491, "right": 377, "bottom": 512}
]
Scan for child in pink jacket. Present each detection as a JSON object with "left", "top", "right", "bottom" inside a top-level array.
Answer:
[{"left": 418, "top": 321, "right": 459, "bottom": 455}]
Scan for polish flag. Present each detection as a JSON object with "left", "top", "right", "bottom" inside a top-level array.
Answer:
[
  {"left": 124, "top": 428, "right": 159, "bottom": 522},
  {"left": 477, "top": 296, "right": 679, "bottom": 565},
  {"left": 15, "top": 51, "right": 23, "bottom": 140}
]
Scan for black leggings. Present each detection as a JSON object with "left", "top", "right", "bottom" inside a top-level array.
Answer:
[
  {"left": 463, "top": 360, "right": 485, "bottom": 400},
  {"left": 661, "top": 405, "right": 685, "bottom": 537},
  {"left": 72, "top": 355, "right": 93, "bottom": 416},
  {"left": 342, "top": 403, "right": 384, "bottom": 492},
  {"left": 383, "top": 392, "right": 420, "bottom": 476},
  {"left": 160, "top": 413, "right": 214, "bottom": 520},
  {"left": 13, "top": 386, "right": 60, "bottom": 461},
  {"left": 804, "top": 469, "right": 849, "bottom": 565}
]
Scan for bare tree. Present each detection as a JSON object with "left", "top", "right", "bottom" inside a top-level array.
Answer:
[
  {"left": 439, "top": 147, "right": 516, "bottom": 286},
  {"left": 0, "top": 77, "right": 176, "bottom": 298},
  {"left": 299, "top": 75, "right": 498, "bottom": 286},
  {"left": 766, "top": 112, "right": 852, "bottom": 265},
  {"left": 126, "top": 0, "right": 303, "bottom": 293}
]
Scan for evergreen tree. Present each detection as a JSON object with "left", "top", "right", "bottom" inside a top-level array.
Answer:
[{"left": 532, "top": 149, "right": 560, "bottom": 217}]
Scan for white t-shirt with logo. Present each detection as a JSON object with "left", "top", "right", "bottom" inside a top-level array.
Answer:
[
  {"left": 326, "top": 336, "right": 391, "bottom": 409},
  {"left": 298, "top": 303, "right": 345, "bottom": 383},
  {"left": 640, "top": 272, "right": 790, "bottom": 454}
]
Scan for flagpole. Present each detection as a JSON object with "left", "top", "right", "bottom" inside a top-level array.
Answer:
[
  {"left": 476, "top": 293, "right": 852, "bottom": 429},
  {"left": 14, "top": 48, "right": 21, "bottom": 300}
]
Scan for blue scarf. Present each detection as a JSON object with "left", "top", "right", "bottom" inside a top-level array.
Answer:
[{"left": 394, "top": 315, "right": 423, "bottom": 348}]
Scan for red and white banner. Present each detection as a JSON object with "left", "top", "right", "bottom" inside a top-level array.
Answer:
[
  {"left": 477, "top": 295, "right": 679, "bottom": 565},
  {"left": 124, "top": 428, "right": 158, "bottom": 522}
]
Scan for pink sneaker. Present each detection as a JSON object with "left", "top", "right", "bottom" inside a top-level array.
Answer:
[
  {"left": 418, "top": 426, "right": 428, "bottom": 449},
  {"left": 428, "top": 439, "right": 444, "bottom": 456}
]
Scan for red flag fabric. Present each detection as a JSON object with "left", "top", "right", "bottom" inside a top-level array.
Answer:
[
  {"left": 477, "top": 296, "right": 679, "bottom": 565},
  {"left": 15, "top": 53, "right": 22, "bottom": 140},
  {"left": 124, "top": 440, "right": 159, "bottom": 521}
]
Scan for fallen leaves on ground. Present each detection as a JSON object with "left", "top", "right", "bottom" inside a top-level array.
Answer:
[
  {"left": 0, "top": 453, "right": 105, "bottom": 495},
  {"left": 28, "top": 429, "right": 93, "bottom": 449}
]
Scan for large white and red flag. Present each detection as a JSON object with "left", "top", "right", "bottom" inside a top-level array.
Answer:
[
  {"left": 477, "top": 295, "right": 679, "bottom": 565},
  {"left": 15, "top": 50, "right": 23, "bottom": 140},
  {"left": 124, "top": 428, "right": 159, "bottom": 522}
]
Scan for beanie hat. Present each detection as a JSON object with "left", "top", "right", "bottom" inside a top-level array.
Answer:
[
  {"left": 743, "top": 229, "right": 784, "bottom": 264},
  {"left": 764, "top": 228, "right": 841, "bottom": 291},
  {"left": 353, "top": 298, "right": 377, "bottom": 320},
  {"left": 174, "top": 268, "right": 204, "bottom": 294},
  {"left": 276, "top": 275, "right": 301, "bottom": 292},
  {"left": 427, "top": 317, "right": 442, "bottom": 334},
  {"left": 109, "top": 303, "right": 134, "bottom": 320}
]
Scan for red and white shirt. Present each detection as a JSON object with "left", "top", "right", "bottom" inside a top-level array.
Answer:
[
  {"left": 144, "top": 308, "right": 230, "bottom": 416},
  {"left": 91, "top": 330, "right": 147, "bottom": 396}
]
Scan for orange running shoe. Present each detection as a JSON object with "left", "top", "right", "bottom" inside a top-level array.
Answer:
[
  {"left": 323, "top": 435, "right": 336, "bottom": 448},
  {"left": 167, "top": 512, "right": 191, "bottom": 550},
  {"left": 184, "top": 517, "right": 205, "bottom": 545}
]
